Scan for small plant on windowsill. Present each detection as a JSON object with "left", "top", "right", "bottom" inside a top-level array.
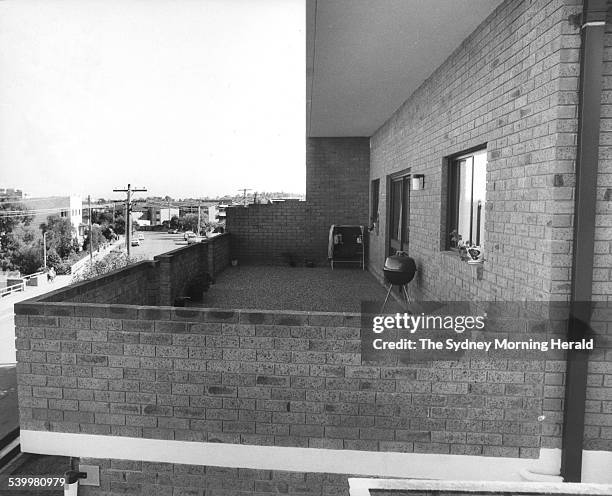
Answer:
[
  {"left": 449, "top": 230, "right": 468, "bottom": 261},
  {"left": 449, "top": 230, "right": 484, "bottom": 264}
]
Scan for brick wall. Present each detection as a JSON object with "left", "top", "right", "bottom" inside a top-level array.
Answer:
[
  {"left": 156, "top": 243, "right": 208, "bottom": 306},
  {"left": 306, "top": 138, "right": 371, "bottom": 263},
  {"left": 37, "top": 242, "right": 226, "bottom": 307},
  {"left": 207, "top": 232, "right": 230, "bottom": 278},
  {"left": 226, "top": 202, "right": 307, "bottom": 265},
  {"left": 39, "top": 262, "right": 157, "bottom": 306},
  {"left": 369, "top": 0, "right": 582, "bottom": 302},
  {"left": 77, "top": 458, "right": 350, "bottom": 496},
  {"left": 225, "top": 138, "right": 370, "bottom": 265},
  {"left": 584, "top": 10, "right": 612, "bottom": 453},
  {"left": 15, "top": 302, "right": 564, "bottom": 459}
]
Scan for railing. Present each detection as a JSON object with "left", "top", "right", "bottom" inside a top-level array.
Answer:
[
  {"left": 0, "top": 281, "right": 25, "bottom": 297},
  {"left": 22, "top": 271, "right": 44, "bottom": 282}
]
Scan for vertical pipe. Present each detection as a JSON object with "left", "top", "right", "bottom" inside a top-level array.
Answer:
[{"left": 561, "top": 0, "right": 607, "bottom": 482}]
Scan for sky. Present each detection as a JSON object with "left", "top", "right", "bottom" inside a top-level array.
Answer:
[{"left": 0, "top": 0, "right": 305, "bottom": 200}]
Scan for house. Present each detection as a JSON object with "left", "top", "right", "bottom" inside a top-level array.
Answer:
[
  {"left": 148, "top": 206, "right": 180, "bottom": 226},
  {"left": 25, "top": 195, "right": 84, "bottom": 245},
  {"left": 12, "top": 0, "right": 612, "bottom": 494}
]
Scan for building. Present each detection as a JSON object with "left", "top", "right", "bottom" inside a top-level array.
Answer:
[
  {"left": 13, "top": 1, "right": 612, "bottom": 494},
  {"left": 0, "top": 188, "right": 24, "bottom": 200},
  {"left": 24, "top": 195, "right": 84, "bottom": 244},
  {"left": 148, "top": 206, "right": 180, "bottom": 226}
]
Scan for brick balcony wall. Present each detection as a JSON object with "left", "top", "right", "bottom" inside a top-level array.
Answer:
[
  {"left": 226, "top": 202, "right": 307, "bottom": 265},
  {"left": 38, "top": 261, "right": 158, "bottom": 306},
  {"left": 15, "top": 302, "right": 566, "bottom": 459},
  {"left": 207, "top": 232, "right": 230, "bottom": 278},
  {"left": 225, "top": 138, "right": 370, "bottom": 266},
  {"left": 37, "top": 241, "right": 223, "bottom": 307},
  {"left": 156, "top": 243, "right": 208, "bottom": 306}
]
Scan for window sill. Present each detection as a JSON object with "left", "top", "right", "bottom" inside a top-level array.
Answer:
[{"left": 439, "top": 251, "right": 485, "bottom": 280}]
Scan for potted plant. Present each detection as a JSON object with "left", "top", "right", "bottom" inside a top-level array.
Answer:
[{"left": 450, "top": 230, "right": 483, "bottom": 263}]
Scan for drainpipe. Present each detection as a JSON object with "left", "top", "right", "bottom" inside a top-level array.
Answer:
[{"left": 560, "top": 0, "right": 607, "bottom": 482}]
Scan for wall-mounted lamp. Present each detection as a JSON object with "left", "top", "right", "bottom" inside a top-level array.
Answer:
[{"left": 411, "top": 174, "right": 425, "bottom": 191}]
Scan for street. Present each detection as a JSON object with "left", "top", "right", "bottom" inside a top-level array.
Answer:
[{"left": 126, "top": 230, "right": 187, "bottom": 260}]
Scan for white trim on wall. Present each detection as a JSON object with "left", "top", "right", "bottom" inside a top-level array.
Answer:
[
  {"left": 347, "top": 479, "right": 612, "bottom": 496},
  {"left": 20, "top": 430, "right": 566, "bottom": 481}
]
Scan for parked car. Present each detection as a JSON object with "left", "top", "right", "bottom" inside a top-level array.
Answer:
[
  {"left": 131, "top": 239, "right": 140, "bottom": 247},
  {"left": 187, "top": 234, "right": 203, "bottom": 244},
  {"left": 167, "top": 229, "right": 178, "bottom": 234},
  {"left": 184, "top": 230, "right": 195, "bottom": 240}
]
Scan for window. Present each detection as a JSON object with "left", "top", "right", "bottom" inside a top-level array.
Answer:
[
  {"left": 448, "top": 148, "right": 487, "bottom": 249},
  {"left": 388, "top": 173, "right": 410, "bottom": 255},
  {"left": 370, "top": 179, "right": 380, "bottom": 226}
]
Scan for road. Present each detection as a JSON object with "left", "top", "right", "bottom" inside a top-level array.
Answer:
[{"left": 127, "top": 230, "right": 187, "bottom": 260}]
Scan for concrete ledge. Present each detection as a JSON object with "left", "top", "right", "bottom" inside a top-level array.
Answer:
[
  {"left": 14, "top": 299, "right": 363, "bottom": 326},
  {"left": 20, "top": 431, "right": 550, "bottom": 481},
  {"left": 348, "top": 479, "right": 612, "bottom": 496}
]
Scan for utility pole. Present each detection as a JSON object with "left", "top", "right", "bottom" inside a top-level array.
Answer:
[
  {"left": 197, "top": 199, "right": 202, "bottom": 235},
  {"left": 238, "top": 188, "right": 252, "bottom": 206},
  {"left": 88, "top": 195, "right": 93, "bottom": 261},
  {"left": 113, "top": 184, "right": 147, "bottom": 256},
  {"left": 43, "top": 231, "right": 48, "bottom": 271}
]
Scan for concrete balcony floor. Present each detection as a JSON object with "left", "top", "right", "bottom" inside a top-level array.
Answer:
[{"left": 193, "top": 265, "right": 405, "bottom": 313}]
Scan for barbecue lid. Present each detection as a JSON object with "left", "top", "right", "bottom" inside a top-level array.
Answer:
[{"left": 384, "top": 252, "right": 416, "bottom": 273}]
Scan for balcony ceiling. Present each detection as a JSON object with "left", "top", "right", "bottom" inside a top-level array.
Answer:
[{"left": 307, "top": 0, "right": 503, "bottom": 137}]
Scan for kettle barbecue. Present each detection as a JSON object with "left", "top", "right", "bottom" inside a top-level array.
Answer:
[{"left": 381, "top": 251, "right": 417, "bottom": 312}]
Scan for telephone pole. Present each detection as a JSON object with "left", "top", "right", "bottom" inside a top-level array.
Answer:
[
  {"left": 196, "top": 199, "right": 202, "bottom": 236},
  {"left": 238, "top": 188, "right": 252, "bottom": 206},
  {"left": 113, "top": 184, "right": 147, "bottom": 256},
  {"left": 88, "top": 195, "right": 93, "bottom": 261}
]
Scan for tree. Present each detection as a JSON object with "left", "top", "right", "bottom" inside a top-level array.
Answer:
[
  {"left": 91, "top": 210, "right": 114, "bottom": 226},
  {"left": 41, "top": 215, "right": 78, "bottom": 259},
  {"left": 0, "top": 201, "right": 34, "bottom": 269},
  {"left": 169, "top": 215, "right": 180, "bottom": 229},
  {"left": 113, "top": 214, "right": 126, "bottom": 235},
  {"left": 179, "top": 214, "right": 199, "bottom": 232},
  {"left": 1, "top": 225, "right": 43, "bottom": 274},
  {"left": 83, "top": 225, "right": 105, "bottom": 252}
]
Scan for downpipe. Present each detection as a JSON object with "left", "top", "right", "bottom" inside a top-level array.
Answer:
[{"left": 64, "top": 470, "right": 87, "bottom": 496}]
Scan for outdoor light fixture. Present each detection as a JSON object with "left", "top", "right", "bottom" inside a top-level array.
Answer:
[{"left": 411, "top": 174, "right": 425, "bottom": 190}]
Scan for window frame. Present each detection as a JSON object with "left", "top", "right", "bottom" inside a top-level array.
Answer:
[
  {"left": 370, "top": 179, "right": 380, "bottom": 227},
  {"left": 445, "top": 145, "right": 487, "bottom": 251}
]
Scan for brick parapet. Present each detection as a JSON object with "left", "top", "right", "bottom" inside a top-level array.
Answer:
[{"left": 15, "top": 303, "right": 564, "bottom": 459}]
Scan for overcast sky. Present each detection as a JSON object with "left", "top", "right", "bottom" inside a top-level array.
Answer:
[{"left": 0, "top": 0, "right": 305, "bottom": 200}]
